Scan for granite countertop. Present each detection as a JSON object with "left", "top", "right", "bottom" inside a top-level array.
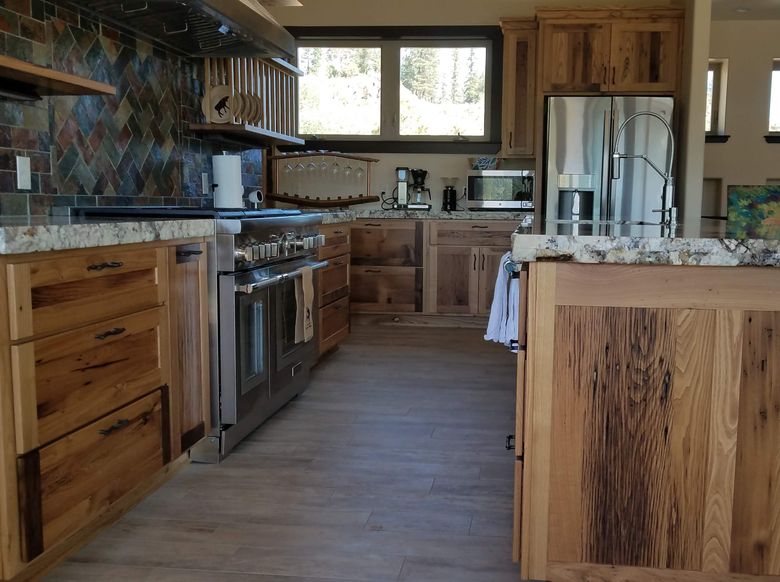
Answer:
[
  {"left": 0, "top": 216, "right": 216, "bottom": 255},
  {"left": 512, "top": 219, "right": 780, "bottom": 267},
  {"left": 318, "top": 209, "right": 533, "bottom": 222}
]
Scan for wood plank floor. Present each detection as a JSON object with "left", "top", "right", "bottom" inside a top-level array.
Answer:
[{"left": 46, "top": 326, "right": 520, "bottom": 582}]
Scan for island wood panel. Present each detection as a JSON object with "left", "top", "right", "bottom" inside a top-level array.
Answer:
[
  {"left": 7, "top": 248, "right": 165, "bottom": 341},
  {"left": 730, "top": 311, "right": 780, "bottom": 576},
  {"left": 10, "top": 309, "right": 165, "bottom": 454},
  {"left": 168, "top": 243, "right": 209, "bottom": 455},
  {"left": 609, "top": 21, "right": 680, "bottom": 92},
  {"left": 547, "top": 562, "right": 780, "bottom": 582},
  {"left": 350, "top": 266, "right": 422, "bottom": 313},
  {"left": 351, "top": 220, "right": 422, "bottom": 267},
  {"left": 35, "top": 391, "right": 166, "bottom": 551},
  {"left": 541, "top": 21, "right": 610, "bottom": 92}
]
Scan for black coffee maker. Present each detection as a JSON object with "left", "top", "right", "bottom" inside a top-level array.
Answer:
[
  {"left": 441, "top": 177, "right": 459, "bottom": 211},
  {"left": 408, "top": 168, "right": 432, "bottom": 210}
]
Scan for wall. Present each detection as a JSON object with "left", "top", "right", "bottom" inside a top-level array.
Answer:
[
  {"left": 703, "top": 19, "right": 780, "bottom": 216},
  {"left": 0, "top": 0, "right": 262, "bottom": 215}
]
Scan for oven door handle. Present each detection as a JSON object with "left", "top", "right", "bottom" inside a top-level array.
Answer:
[{"left": 235, "top": 260, "right": 329, "bottom": 295}]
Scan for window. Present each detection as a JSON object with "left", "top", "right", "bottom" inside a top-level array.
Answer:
[
  {"left": 706, "top": 59, "right": 726, "bottom": 135},
  {"left": 293, "top": 28, "right": 497, "bottom": 147},
  {"left": 770, "top": 59, "right": 780, "bottom": 132}
]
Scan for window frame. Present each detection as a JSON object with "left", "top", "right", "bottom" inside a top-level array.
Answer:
[{"left": 286, "top": 26, "right": 503, "bottom": 154}]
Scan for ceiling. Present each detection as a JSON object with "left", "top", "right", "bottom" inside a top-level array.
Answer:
[{"left": 712, "top": 0, "right": 780, "bottom": 19}]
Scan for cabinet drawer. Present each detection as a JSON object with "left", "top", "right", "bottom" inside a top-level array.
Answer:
[
  {"left": 318, "top": 224, "right": 351, "bottom": 261},
  {"left": 351, "top": 266, "right": 422, "bottom": 313},
  {"left": 430, "top": 221, "right": 518, "bottom": 247},
  {"left": 18, "top": 391, "right": 166, "bottom": 559},
  {"left": 7, "top": 248, "right": 164, "bottom": 341},
  {"left": 351, "top": 220, "right": 423, "bottom": 267},
  {"left": 319, "top": 296, "right": 349, "bottom": 354},
  {"left": 11, "top": 309, "right": 166, "bottom": 453},
  {"left": 318, "top": 254, "right": 350, "bottom": 306}
]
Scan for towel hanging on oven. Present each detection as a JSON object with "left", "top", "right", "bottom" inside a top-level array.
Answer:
[{"left": 294, "top": 266, "right": 314, "bottom": 344}]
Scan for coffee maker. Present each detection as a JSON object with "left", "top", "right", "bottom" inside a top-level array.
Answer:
[
  {"left": 393, "top": 167, "right": 410, "bottom": 209},
  {"left": 441, "top": 177, "right": 459, "bottom": 212},
  {"left": 408, "top": 168, "right": 431, "bottom": 211}
]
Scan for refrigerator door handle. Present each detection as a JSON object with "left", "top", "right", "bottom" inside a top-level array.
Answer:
[{"left": 601, "top": 108, "right": 612, "bottom": 222}]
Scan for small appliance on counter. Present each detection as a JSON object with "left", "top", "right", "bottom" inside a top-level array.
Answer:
[
  {"left": 466, "top": 170, "right": 535, "bottom": 210},
  {"left": 441, "top": 177, "right": 459, "bottom": 211},
  {"left": 393, "top": 166, "right": 410, "bottom": 209},
  {"left": 408, "top": 168, "right": 432, "bottom": 211}
]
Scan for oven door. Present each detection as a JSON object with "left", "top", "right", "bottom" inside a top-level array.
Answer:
[{"left": 218, "top": 270, "right": 273, "bottom": 425}]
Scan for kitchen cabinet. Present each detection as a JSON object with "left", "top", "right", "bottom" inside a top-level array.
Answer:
[
  {"left": 0, "top": 237, "right": 209, "bottom": 580},
  {"left": 317, "top": 223, "right": 351, "bottom": 356},
  {"left": 516, "top": 262, "right": 780, "bottom": 581},
  {"left": 538, "top": 9, "right": 683, "bottom": 95},
  {"left": 500, "top": 20, "right": 537, "bottom": 157},
  {"left": 350, "top": 220, "right": 424, "bottom": 313}
]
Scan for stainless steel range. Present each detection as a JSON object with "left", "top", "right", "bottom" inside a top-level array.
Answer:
[{"left": 72, "top": 207, "right": 327, "bottom": 461}]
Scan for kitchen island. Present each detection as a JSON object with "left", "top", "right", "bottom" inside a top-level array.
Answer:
[{"left": 510, "top": 221, "right": 780, "bottom": 581}]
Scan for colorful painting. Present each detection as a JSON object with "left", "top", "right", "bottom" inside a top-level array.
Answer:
[{"left": 726, "top": 185, "right": 780, "bottom": 238}]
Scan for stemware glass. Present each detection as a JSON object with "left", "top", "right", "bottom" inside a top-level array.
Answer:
[
  {"left": 344, "top": 165, "right": 353, "bottom": 177},
  {"left": 355, "top": 166, "right": 365, "bottom": 180},
  {"left": 331, "top": 162, "right": 341, "bottom": 176}
]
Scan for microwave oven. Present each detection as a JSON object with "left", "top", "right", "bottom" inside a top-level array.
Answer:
[{"left": 466, "top": 170, "right": 535, "bottom": 210}]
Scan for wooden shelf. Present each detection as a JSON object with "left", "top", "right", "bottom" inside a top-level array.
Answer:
[
  {"left": 0, "top": 55, "right": 115, "bottom": 97},
  {"left": 266, "top": 193, "right": 380, "bottom": 207},
  {"left": 189, "top": 123, "right": 305, "bottom": 147},
  {"left": 269, "top": 152, "right": 380, "bottom": 163}
]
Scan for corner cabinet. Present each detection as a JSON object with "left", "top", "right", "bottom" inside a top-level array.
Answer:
[
  {"left": 0, "top": 238, "right": 210, "bottom": 581},
  {"left": 500, "top": 20, "right": 537, "bottom": 157},
  {"left": 537, "top": 9, "right": 683, "bottom": 95}
]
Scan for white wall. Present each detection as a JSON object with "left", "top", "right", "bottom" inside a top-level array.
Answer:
[{"left": 704, "top": 19, "right": 780, "bottom": 216}]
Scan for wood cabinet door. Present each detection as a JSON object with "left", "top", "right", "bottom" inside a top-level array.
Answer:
[
  {"left": 351, "top": 220, "right": 423, "bottom": 267},
  {"left": 608, "top": 21, "right": 680, "bottom": 93},
  {"left": 541, "top": 21, "right": 610, "bottom": 93},
  {"left": 350, "top": 266, "right": 422, "bottom": 313},
  {"left": 502, "top": 29, "right": 536, "bottom": 157},
  {"left": 168, "top": 242, "right": 209, "bottom": 456},
  {"left": 477, "top": 247, "right": 508, "bottom": 315},
  {"left": 431, "top": 246, "right": 479, "bottom": 314}
]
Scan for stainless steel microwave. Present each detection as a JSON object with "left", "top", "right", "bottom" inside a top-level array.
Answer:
[{"left": 466, "top": 170, "right": 535, "bottom": 210}]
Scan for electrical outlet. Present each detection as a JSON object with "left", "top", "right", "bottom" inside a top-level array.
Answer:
[
  {"left": 16, "top": 156, "right": 31, "bottom": 190},
  {"left": 202, "top": 173, "right": 210, "bottom": 196}
]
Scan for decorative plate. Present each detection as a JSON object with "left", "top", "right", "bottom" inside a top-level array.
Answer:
[{"left": 204, "top": 85, "right": 233, "bottom": 124}]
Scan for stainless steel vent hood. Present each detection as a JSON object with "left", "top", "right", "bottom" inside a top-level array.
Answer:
[{"left": 67, "top": 0, "right": 296, "bottom": 59}]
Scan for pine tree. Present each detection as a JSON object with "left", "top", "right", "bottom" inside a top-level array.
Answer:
[
  {"left": 450, "top": 49, "right": 461, "bottom": 104},
  {"left": 401, "top": 48, "right": 440, "bottom": 103},
  {"left": 463, "top": 48, "right": 484, "bottom": 104}
]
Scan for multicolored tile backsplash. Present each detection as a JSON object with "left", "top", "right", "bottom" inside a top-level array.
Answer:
[{"left": 0, "top": 0, "right": 263, "bottom": 215}]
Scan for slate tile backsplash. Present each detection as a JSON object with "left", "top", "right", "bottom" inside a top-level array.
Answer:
[{"left": 0, "top": 0, "right": 263, "bottom": 215}]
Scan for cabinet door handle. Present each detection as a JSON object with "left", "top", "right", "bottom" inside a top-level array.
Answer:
[
  {"left": 509, "top": 131, "right": 514, "bottom": 149},
  {"left": 98, "top": 418, "right": 130, "bottom": 436},
  {"left": 612, "top": 66, "right": 616, "bottom": 85},
  {"left": 602, "top": 65, "right": 607, "bottom": 85},
  {"left": 87, "top": 260, "right": 124, "bottom": 271},
  {"left": 365, "top": 269, "right": 382, "bottom": 273},
  {"left": 365, "top": 223, "right": 382, "bottom": 227},
  {"left": 473, "top": 254, "right": 477, "bottom": 271},
  {"left": 333, "top": 230, "right": 345, "bottom": 235},
  {"left": 481, "top": 254, "right": 486, "bottom": 271},
  {"left": 471, "top": 225, "right": 489, "bottom": 229},
  {"left": 95, "top": 327, "right": 126, "bottom": 341},
  {"left": 176, "top": 249, "right": 203, "bottom": 258}
]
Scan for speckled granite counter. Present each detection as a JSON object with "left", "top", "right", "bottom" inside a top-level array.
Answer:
[
  {"left": 0, "top": 217, "right": 215, "bottom": 255},
  {"left": 315, "top": 209, "right": 533, "bottom": 222},
  {"left": 512, "top": 220, "right": 780, "bottom": 267}
]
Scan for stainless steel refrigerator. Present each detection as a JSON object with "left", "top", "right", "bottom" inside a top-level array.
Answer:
[{"left": 544, "top": 96, "right": 674, "bottom": 226}]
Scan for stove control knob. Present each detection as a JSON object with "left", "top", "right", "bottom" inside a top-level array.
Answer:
[
  {"left": 302, "top": 236, "right": 312, "bottom": 250},
  {"left": 308, "top": 236, "right": 318, "bottom": 249},
  {"left": 235, "top": 247, "right": 251, "bottom": 263},
  {"left": 256, "top": 244, "right": 266, "bottom": 259},
  {"left": 270, "top": 242, "right": 279, "bottom": 258},
  {"left": 316, "top": 234, "right": 326, "bottom": 247}
]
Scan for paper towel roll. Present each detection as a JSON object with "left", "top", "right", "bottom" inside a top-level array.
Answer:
[{"left": 213, "top": 154, "right": 244, "bottom": 208}]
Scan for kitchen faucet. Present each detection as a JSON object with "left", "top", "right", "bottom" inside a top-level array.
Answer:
[{"left": 611, "top": 111, "right": 677, "bottom": 228}]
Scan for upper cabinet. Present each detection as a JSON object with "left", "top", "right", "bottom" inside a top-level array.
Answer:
[
  {"left": 537, "top": 9, "right": 683, "bottom": 95},
  {"left": 500, "top": 19, "right": 537, "bottom": 157}
]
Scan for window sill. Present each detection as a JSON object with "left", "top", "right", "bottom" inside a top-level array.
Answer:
[
  {"left": 765, "top": 134, "right": 780, "bottom": 143},
  {"left": 279, "top": 140, "right": 502, "bottom": 155},
  {"left": 705, "top": 134, "right": 730, "bottom": 143}
]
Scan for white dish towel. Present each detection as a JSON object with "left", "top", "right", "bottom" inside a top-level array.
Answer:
[
  {"left": 294, "top": 266, "right": 315, "bottom": 344},
  {"left": 484, "top": 251, "right": 519, "bottom": 348}
]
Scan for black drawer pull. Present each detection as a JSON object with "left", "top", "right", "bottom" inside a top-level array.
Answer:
[
  {"left": 471, "top": 225, "right": 489, "bottom": 229},
  {"left": 95, "top": 327, "right": 126, "bottom": 341},
  {"left": 176, "top": 249, "right": 203, "bottom": 258},
  {"left": 365, "top": 269, "right": 382, "bottom": 273},
  {"left": 87, "top": 261, "right": 124, "bottom": 271},
  {"left": 99, "top": 418, "right": 130, "bottom": 436},
  {"left": 506, "top": 434, "right": 515, "bottom": 451},
  {"left": 333, "top": 230, "right": 345, "bottom": 235},
  {"left": 365, "top": 223, "right": 382, "bottom": 227}
]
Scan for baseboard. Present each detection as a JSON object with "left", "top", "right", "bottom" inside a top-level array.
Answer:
[
  {"left": 351, "top": 313, "right": 489, "bottom": 329},
  {"left": 9, "top": 454, "right": 190, "bottom": 582}
]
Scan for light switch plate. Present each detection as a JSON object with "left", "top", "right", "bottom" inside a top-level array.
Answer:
[
  {"left": 16, "top": 156, "right": 31, "bottom": 190},
  {"left": 202, "top": 173, "right": 210, "bottom": 196}
]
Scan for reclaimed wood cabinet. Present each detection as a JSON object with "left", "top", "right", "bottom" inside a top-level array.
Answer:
[
  {"left": 0, "top": 237, "right": 210, "bottom": 580},
  {"left": 516, "top": 262, "right": 780, "bottom": 581},
  {"left": 500, "top": 19, "right": 537, "bottom": 157},
  {"left": 317, "top": 223, "right": 351, "bottom": 355},
  {"left": 538, "top": 9, "right": 683, "bottom": 95},
  {"left": 350, "top": 220, "right": 423, "bottom": 313}
]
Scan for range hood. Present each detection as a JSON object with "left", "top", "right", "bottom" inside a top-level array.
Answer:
[{"left": 67, "top": 0, "right": 296, "bottom": 59}]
